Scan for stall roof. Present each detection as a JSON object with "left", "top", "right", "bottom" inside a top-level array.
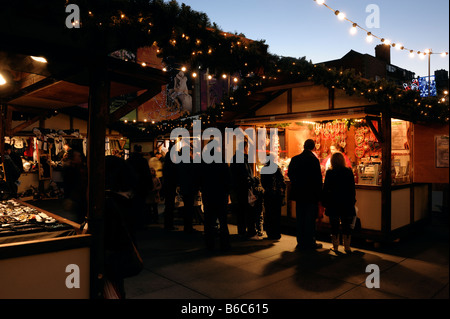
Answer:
[{"left": 0, "top": 52, "right": 169, "bottom": 122}]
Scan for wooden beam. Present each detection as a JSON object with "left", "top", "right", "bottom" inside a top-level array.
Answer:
[
  {"left": 259, "top": 81, "right": 315, "bottom": 93},
  {"left": 381, "top": 106, "right": 392, "bottom": 233},
  {"left": 365, "top": 115, "right": 384, "bottom": 143},
  {"left": 328, "top": 87, "right": 335, "bottom": 109},
  {"left": 87, "top": 54, "right": 109, "bottom": 299},
  {"left": 287, "top": 89, "right": 292, "bottom": 113},
  {"left": 108, "top": 86, "right": 161, "bottom": 124},
  {"left": 0, "top": 104, "right": 6, "bottom": 163},
  {"left": 10, "top": 115, "right": 42, "bottom": 135}
]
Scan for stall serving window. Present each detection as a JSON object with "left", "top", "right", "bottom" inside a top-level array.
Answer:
[{"left": 247, "top": 117, "right": 414, "bottom": 187}]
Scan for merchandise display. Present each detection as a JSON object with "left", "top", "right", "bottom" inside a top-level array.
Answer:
[{"left": 0, "top": 199, "right": 72, "bottom": 237}]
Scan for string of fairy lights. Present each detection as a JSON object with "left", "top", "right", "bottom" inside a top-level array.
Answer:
[{"left": 314, "top": 0, "right": 449, "bottom": 59}]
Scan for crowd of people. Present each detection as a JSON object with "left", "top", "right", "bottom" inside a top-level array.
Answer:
[{"left": 2, "top": 138, "right": 357, "bottom": 298}]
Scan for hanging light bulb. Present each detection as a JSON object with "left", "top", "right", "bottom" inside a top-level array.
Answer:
[
  {"left": 181, "top": 66, "right": 187, "bottom": 72},
  {"left": 0, "top": 72, "right": 6, "bottom": 85},
  {"left": 192, "top": 72, "right": 197, "bottom": 78},
  {"left": 424, "top": 49, "right": 431, "bottom": 54},
  {"left": 315, "top": 0, "right": 325, "bottom": 4},
  {"left": 409, "top": 50, "right": 415, "bottom": 58},
  {"left": 350, "top": 23, "right": 357, "bottom": 35},
  {"left": 441, "top": 52, "right": 449, "bottom": 57},
  {"left": 395, "top": 43, "right": 403, "bottom": 50},
  {"left": 366, "top": 32, "right": 373, "bottom": 43},
  {"left": 381, "top": 38, "right": 391, "bottom": 46},
  {"left": 335, "top": 10, "right": 345, "bottom": 20}
]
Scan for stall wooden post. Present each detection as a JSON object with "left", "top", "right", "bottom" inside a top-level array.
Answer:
[
  {"left": 381, "top": 105, "right": 392, "bottom": 234},
  {"left": 0, "top": 104, "right": 6, "bottom": 162},
  {"left": 87, "top": 55, "right": 109, "bottom": 299}
]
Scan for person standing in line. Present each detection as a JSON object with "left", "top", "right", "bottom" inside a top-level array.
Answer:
[
  {"left": 322, "top": 152, "right": 356, "bottom": 253},
  {"left": 200, "top": 141, "right": 232, "bottom": 251},
  {"left": 261, "top": 154, "right": 286, "bottom": 240},
  {"left": 230, "top": 140, "right": 259, "bottom": 240},
  {"left": 322, "top": 143, "right": 352, "bottom": 172},
  {"left": 148, "top": 167, "right": 162, "bottom": 223},
  {"left": 126, "top": 144, "right": 153, "bottom": 229},
  {"left": 148, "top": 152, "right": 163, "bottom": 181},
  {"left": 176, "top": 144, "right": 200, "bottom": 233},
  {"left": 162, "top": 143, "right": 178, "bottom": 230},
  {"left": 3, "top": 144, "right": 23, "bottom": 199},
  {"left": 287, "top": 139, "right": 323, "bottom": 251}
]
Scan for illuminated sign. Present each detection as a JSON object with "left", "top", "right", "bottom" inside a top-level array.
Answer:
[{"left": 403, "top": 76, "right": 437, "bottom": 97}]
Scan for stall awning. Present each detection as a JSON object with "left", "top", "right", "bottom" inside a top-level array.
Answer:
[{"left": 0, "top": 53, "right": 169, "bottom": 116}]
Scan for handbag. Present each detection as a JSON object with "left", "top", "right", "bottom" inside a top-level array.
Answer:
[
  {"left": 248, "top": 188, "right": 257, "bottom": 206},
  {"left": 351, "top": 205, "right": 362, "bottom": 232}
]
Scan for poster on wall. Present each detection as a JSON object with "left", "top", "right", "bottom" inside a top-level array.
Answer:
[
  {"left": 435, "top": 135, "right": 449, "bottom": 168},
  {"left": 391, "top": 120, "right": 408, "bottom": 150}
]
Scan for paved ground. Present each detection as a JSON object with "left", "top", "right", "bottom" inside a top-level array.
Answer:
[
  {"left": 29, "top": 199, "right": 448, "bottom": 313},
  {"left": 124, "top": 211, "right": 448, "bottom": 301}
]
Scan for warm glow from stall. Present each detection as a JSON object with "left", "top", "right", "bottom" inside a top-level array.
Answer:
[
  {"left": 0, "top": 73, "right": 6, "bottom": 85},
  {"left": 31, "top": 56, "right": 47, "bottom": 63}
]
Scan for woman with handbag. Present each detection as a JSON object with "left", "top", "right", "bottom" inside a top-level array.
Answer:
[
  {"left": 322, "top": 152, "right": 356, "bottom": 253},
  {"left": 261, "top": 154, "right": 286, "bottom": 240}
]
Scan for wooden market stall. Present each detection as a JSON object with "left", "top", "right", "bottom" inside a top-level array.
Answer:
[
  {"left": 231, "top": 81, "right": 448, "bottom": 243},
  {"left": 0, "top": 7, "right": 169, "bottom": 297}
]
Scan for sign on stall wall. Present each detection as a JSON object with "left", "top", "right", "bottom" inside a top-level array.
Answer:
[{"left": 435, "top": 135, "right": 449, "bottom": 168}]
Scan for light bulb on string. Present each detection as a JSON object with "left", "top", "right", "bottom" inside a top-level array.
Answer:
[
  {"left": 366, "top": 32, "right": 373, "bottom": 43},
  {"left": 315, "top": 0, "right": 325, "bottom": 5},
  {"left": 350, "top": 23, "right": 357, "bottom": 35},
  {"left": 381, "top": 38, "right": 391, "bottom": 46},
  {"left": 409, "top": 50, "right": 415, "bottom": 58},
  {"left": 335, "top": 10, "right": 345, "bottom": 20},
  {"left": 442, "top": 52, "right": 449, "bottom": 57}
]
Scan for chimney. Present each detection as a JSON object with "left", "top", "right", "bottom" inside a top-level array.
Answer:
[{"left": 375, "top": 44, "right": 390, "bottom": 64}]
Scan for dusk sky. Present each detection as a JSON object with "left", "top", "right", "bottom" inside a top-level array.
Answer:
[{"left": 171, "top": 0, "right": 449, "bottom": 79}]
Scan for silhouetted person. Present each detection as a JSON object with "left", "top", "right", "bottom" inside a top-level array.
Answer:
[
  {"left": 322, "top": 152, "right": 356, "bottom": 253},
  {"left": 230, "top": 141, "right": 258, "bottom": 239},
  {"left": 62, "top": 148, "right": 87, "bottom": 224},
  {"left": 261, "top": 154, "right": 286, "bottom": 240},
  {"left": 3, "top": 144, "right": 23, "bottom": 199},
  {"left": 288, "top": 139, "right": 323, "bottom": 251},
  {"left": 176, "top": 145, "right": 200, "bottom": 233},
  {"left": 200, "top": 142, "right": 232, "bottom": 251},
  {"left": 162, "top": 143, "right": 178, "bottom": 230},
  {"left": 126, "top": 145, "right": 153, "bottom": 229},
  {"left": 104, "top": 155, "right": 142, "bottom": 299}
]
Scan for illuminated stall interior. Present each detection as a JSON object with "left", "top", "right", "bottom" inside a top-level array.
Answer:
[{"left": 233, "top": 81, "right": 441, "bottom": 242}]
